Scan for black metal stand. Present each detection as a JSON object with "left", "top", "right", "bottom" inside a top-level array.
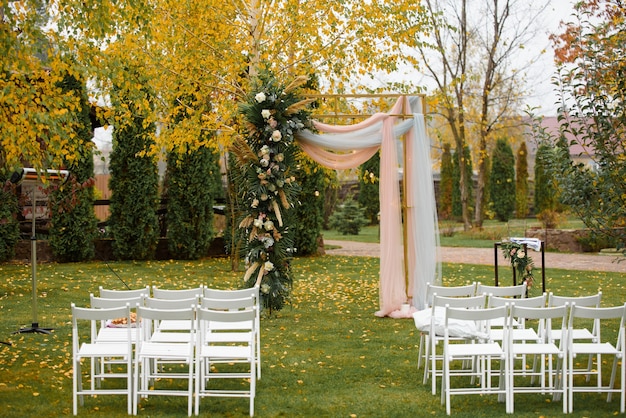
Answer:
[
  {"left": 14, "top": 191, "right": 53, "bottom": 335},
  {"left": 494, "top": 240, "right": 546, "bottom": 293}
]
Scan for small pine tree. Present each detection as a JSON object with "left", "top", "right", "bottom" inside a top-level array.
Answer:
[
  {"left": 358, "top": 151, "right": 380, "bottom": 224},
  {"left": 438, "top": 143, "right": 453, "bottom": 219},
  {"left": 515, "top": 141, "right": 529, "bottom": 218},
  {"left": 328, "top": 195, "right": 368, "bottom": 235},
  {"left": 490, "top": 137, "right": 516, "bottom": 222}
]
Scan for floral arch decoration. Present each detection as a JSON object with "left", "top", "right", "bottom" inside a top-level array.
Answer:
[{"left": 236, "top": 73, "right": 441, "bottom": 316}]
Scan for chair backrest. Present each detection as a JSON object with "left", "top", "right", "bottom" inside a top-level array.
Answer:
[
  {"left": 90, "top": 293, "right": 145, "bottom": 309},
  {"left": 136, "top": 305, "right": 196, "bottom": 340},
  {"left": 548, "top": 292, "right": 602, "bottom": 308},
  {"left": 425, "top": 282, "right": 476, "bottom": 307},
  {"left": 568, "top": 303, "right": 626, "bottom": 345},
  {"left": 489, "top": 293, "right": 546, "bottom": 309},
  {"left": 99, "top": 286, "right": 151, "bottom": 299},
  {"left": 203, "top": 286, "right": 259, "bottom": 301},
  {"left": 198, "top": 306, "right": 256, "bottom": 325},
  {"left": 72, "top": 303, "right": 133, "bottom": 348},
  {"left": 477, "top": 282, "right": 527, "bottom": 299},
  {"left": 444, "top": 305, "right": 508, "bottom": 339},
  {"left": 152, "top": 286, "right": 204, "bottom": 300},
  {"left": 145, "top": 296, "right": 198, "bottom": 309},
  {"left": 201, "top": 296, "right": 256, "bottom": 311},
  {"left": 432, "top": 293, "right": 486, "bottom": 310},
  {"left": 510, "top": 304, "right": 568, "bottom": 343}
]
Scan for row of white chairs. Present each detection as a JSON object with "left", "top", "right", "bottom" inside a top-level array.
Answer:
[
  {"left": 414, "top": 282, "right": 625, "bottom": 414},
  {"left": 439, "top": 300, "right": 626, "bottom": 415},
  {"left": 72, "top": 285, "right": 260, "bottom": 416}
]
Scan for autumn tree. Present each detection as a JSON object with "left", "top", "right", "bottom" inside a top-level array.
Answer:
[
  {"left": 1, "top": 3, "right": 85, "bottom": 175},
  {"left": 407, "top": 0, "right": 551, "bottom": 230},
  {"left": 544, "top": 0, "right": 626, "bottom": 253}
]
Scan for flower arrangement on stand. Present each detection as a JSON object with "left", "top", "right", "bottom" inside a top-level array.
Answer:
[
  {"left": 234, "top": 71, "right": 315, "bottom": 312},
  {"left": 500, "top": 240, "right": 535, "bottom": 290}
]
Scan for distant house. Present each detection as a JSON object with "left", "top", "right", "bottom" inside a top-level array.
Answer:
[{"left": 525, "top": 116, "right": 598, "bottom": 177}]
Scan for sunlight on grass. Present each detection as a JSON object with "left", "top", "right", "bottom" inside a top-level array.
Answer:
[{"left": 0, "top": 256, "right": 623, "bottom": 417}]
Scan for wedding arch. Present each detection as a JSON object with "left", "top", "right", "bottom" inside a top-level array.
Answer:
[
  {"left": 236, "top": 75, "right": 440, "bottom": 317},
  {"left": 296, "top": 94, "right": 442, "bottom": 315}
]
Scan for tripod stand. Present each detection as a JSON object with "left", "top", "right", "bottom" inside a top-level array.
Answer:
[{"left": 14, "top": 186, "right": 52, "bottom": 335}]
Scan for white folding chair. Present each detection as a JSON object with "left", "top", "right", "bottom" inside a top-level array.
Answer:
[
  {"left": 133, "top": 305, "right": 196, "bottom": 416},
  {"left": 71, "top": 303, "right": 133, "bottom": 415},
  {"left": 488, "top": 294, "right": 546, "bottom": 374},
  {"left": 204, "top": 286, "right": 261, "bottom": 378},
  {"left": 89, "top": 293, "right": 145, "bottom": 380},
  {"left": 417, "top": 282, "right": 476, "bottom": 373},
  {"left": 567, "top": 303, "right": 626, "bottom": 413},
  {"left": 196, "top": 306, "right": 257, "bottom": 416},
  {"left": 441, "top": 304, "right": 510, "bottom": 415},
  {"left": 99, "top": 285, "right": 151, "bottom": 299},
  {"left": 548, "top": 292, "right": 602, "bottom": 379},
  {"left": 507, "top": 304, "right": 568, "bottom": 414},
  {"left": 152, "top": 285, "right": 204, "bottom": 300},
  {"left": 425, "top": 293, "right": 486, "bottom": 395}
]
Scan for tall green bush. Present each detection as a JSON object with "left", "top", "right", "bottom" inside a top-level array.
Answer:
[
  {"left": 490, "top": 137, "right": 516, "bottom": 222},
  {"left": 452, "top": 145, "right": 473, "bottom": 219},
  {"left": 48, "top": 72, "right": 98, "bottom": 262},
  {"left": 293, "top": 152, "right": 326, "bottom": 255},
  {"left": 165, "top": 145, "right": 221, "bottom": 259},
  {"left": 534, "top": 141, "right": 560, "bottom": 215},
  {"left": 515, "top": 141, "right": 529, "bottom": 218},
  {"left": 108, "top": 72, "right": 159, "bottom": 261},
  {"left": 0, "top": 179, "right": 20, "bottom": 262},
  {"left": 438, "top": 143, "right": 453, "bottom": 219},
  {"left": 358, "top": 151, "right": 380, "bottom": 225}
]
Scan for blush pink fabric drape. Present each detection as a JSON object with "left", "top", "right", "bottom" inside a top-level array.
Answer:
[{"left": 296, "top": 97, "right": 412, "bottom": 317}]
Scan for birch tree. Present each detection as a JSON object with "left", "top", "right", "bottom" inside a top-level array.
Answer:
[{"left": 408, "top": 0, "right": 550, "bottom": 230}]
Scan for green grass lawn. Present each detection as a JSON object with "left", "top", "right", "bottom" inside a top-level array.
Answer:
[
  {"left": 323, "top": 217, "right": 589, "bottom": 249},
  {"left": 0, "top": 256, "right": 623, "bottom": 417}
]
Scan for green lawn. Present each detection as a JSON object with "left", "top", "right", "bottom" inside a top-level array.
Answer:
[
  {"left": 323, "top": 217, "right": 589, "bottom": 249},
  {"left": 0, "top": 255, "right": 623, "bottom": 417}
]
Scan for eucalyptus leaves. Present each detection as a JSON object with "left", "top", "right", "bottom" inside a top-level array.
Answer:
[{"left": 235, "top": 72, "right": 314, "bottom": 312}]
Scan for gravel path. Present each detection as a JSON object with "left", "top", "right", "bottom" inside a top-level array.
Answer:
[{"left": 324, "top": 240, "right": 626, "bottom": 273}]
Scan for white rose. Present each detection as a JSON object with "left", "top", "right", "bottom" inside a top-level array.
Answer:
[
  {"left": 261, "top": 283, "right": 271, "bottom": 294},
  {"left": 255, "top": 92, "right": 266, "bottom": 103},
  {"left": 272, "top": 130, "right": 282, "bottom": 142},
  {"left": 264, "top": 220, "right": 274, "bottom": 231},
  {"left": 260, "top": 145, "right": 270, "bottom": 155},
  {"left": 264, "top": 261, "right": 274, "bottom": 271},
  {"left": 253, "top": 219, "right": 263, "bottom": 228},
  {"left": 261, "top": 109, "right": 271, "bottom": 119}
]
